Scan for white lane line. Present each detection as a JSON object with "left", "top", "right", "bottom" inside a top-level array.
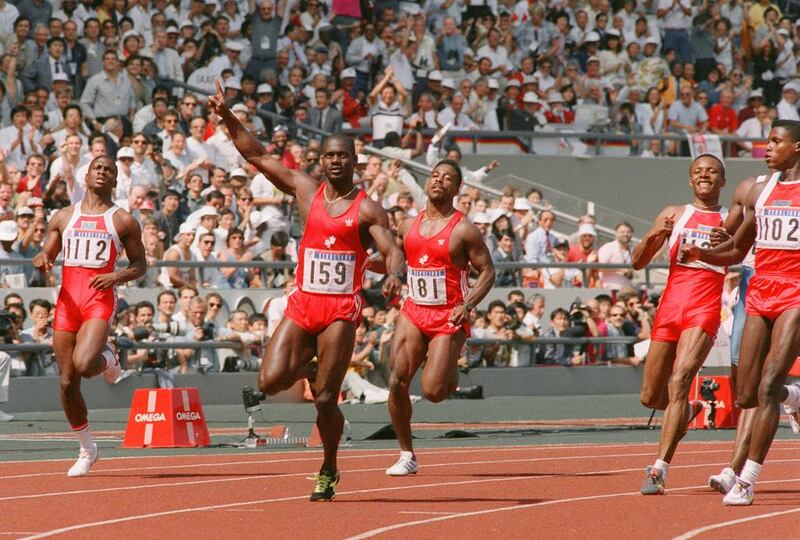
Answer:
[
  {"left": 345, "top": 476, "right": 800, "bottom": 540},
  {"left": 672, "top": 507, "right": 800, "bottom": 540},
  {"left": 398, "top": 511, "right": 460, "bottom": 516},
  {"left": 0, "top": 439, "right": 755, "bottom": 466},
  {"left": 0, "top": 448, "right": 751, "bottom": 501},
  {"left": 25, "top": 460, "right": 799, "bottom": 540}
]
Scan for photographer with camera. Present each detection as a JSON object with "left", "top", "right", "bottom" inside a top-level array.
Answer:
[
  {"left": 469, "top": 300, "right": 536, "bottom": 367},
  {"left": 176, "top": 296, "right": 218, "bottom": 373},
  {"left": 539, "top": 300, "right": 600, "bottom": 366},
  {"left": 218, "top": 310, "right": 266, "bottom": 372},
  {"left": 20, "top": 298, "right": 55, "bottom": 376},
  {"left": 0, "top": 308, "right": 16, "bottom": 421}
]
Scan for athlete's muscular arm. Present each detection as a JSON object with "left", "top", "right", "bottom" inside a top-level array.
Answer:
[
  {"left": 32, "top": 207, "right": 71, "bottom": 273},
  {"left": 450, "top": 222, "right": 495, "bottom": 326},
  {"left": 711, "top": 176, "right": 756, "bottom": 246},
  {"left": 362, "top": 199, "right": 405, "bottom": 298},
  {"left": 632, "top": 205, "right": 679, "bottom": 269},
  {"left": 681, "top": 183, "right": 763, "bottom": 266},
  {"left": 207, "top": 80, "right": 317, "bottom": 209},
  {"left": 89, "top": 212, "right": 147, "bottom": 290},
  {"left": 364, "top": 218, "right": 410, "bottom": 274}
]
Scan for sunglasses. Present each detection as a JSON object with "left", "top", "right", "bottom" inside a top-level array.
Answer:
[
  {"left": 239, "top": 197, "right": 253, "bottom": 201},
  {"left": 208, "top": 302, "right": 221, "bottom": 308},
  {"left": 201, "top": 240, "right": 214, "bottom": 244},
  {"left": 610, "top": 313, "right": 624, "bottom": 317}
]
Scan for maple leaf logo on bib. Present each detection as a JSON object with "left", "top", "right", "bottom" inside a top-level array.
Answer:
[
  {"left": 437, "top": 239, "right": 445, "bottom": 246},
  {"left": 324, "top": 235, "right": 336, "bottom": 248}
]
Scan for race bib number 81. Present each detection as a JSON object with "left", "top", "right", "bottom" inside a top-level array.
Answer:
[
  {"left": 63, "top": 230, "right": 113, "bottom": 268},
  {"left": 302, "top": 249, "right": 356, "bottom": 294},
  {"left": 756, "top": 206, "right": 800, "bottom": 250},
  {"left": 408, "top": 267, "right": 447, "bottom": 305}
]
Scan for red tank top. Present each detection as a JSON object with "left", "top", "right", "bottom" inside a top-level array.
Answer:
[
  {"left": 296, "top": 183, "right": 369, "bottom": 295},
  {"left": 754, "top": 174, "right": 800, "bottom": 275},
  {"left": 404, "top": 210, "right": 468, "bottom": 308},
  {"left": 61, "top": 203, "right": 122, "bottom": 286},
  {"left": 663, "top": 204, "right": 728, "bottom": 305}
]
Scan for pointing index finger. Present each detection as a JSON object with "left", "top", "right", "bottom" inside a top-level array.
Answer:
[{"left": 215, "top": 79, "right": 224, "bottom": 96}]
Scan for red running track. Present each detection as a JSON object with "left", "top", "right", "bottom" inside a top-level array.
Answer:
[{"left": 1, "top": 441, "right": 799, "bottom": 539}]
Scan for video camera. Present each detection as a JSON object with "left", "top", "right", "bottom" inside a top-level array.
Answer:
[
  {"left": 242, "top": 386, "right": 266, "bottom": 414},
  {"left": 0, "top": 310, "right": 16, "bottom": 344},
  {"left": 223, "top": 356, "right": 260, "bottom": 372},
  {"left": 569, "top": 297, "right": 589, "bottom": 325}
]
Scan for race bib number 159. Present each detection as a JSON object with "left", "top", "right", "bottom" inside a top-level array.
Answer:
[{"left": 302, "top": 249, "right": 356, "bottom": 294}]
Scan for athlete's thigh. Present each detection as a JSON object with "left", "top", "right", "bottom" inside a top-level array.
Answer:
[
  {"left": 261, "top": 317, "right": 317, "bottom": 380},
  {"left": 672, "top": 326, "right": 714, "bottom": 377},
  {"left": 641, "top": 340, "right": 678, "bottom": 392},
  {"left": 53, "top": 330, "right": 78, "bottom": 377},
  {"left": 390, "top": 312, "right": 430, "bottom": 384},
  {"left": 72, "top": 319, "right": 111, "bottom": 363},
  {"left": 315, "top": 320, "right": 357, "bottom": 396},
  {"left": 736, "top": 314, "right": 772, "bottom": 396},
  {"left": 421, "top": 329, "right": 467, "bottom": 389},
  {"left": 764, "top": 308, "right": 800, "bottom": 378}
]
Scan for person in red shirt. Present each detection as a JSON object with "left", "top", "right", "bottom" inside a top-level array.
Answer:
[
  {"left": 336, "top": 68, "right": 368, "bottom": 129},
  {"left": 568, "top": 223, "right": 598, "bottom": 286},
  {"left": 208, "top": 80, "right": 404, "bottom": 502},
  {"left": 16, "top": 154, "right": 45, "bottom": 198},
  {"left": 708, "top": 89, "right": 738, "bottom": 137},
  {"left": 544, "top": 92, "right": 575, "bottom": 124}
]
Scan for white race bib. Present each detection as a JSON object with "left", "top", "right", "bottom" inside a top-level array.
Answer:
[
  {"left": 302, "top": 249, "right": 356, "bottom": 294},
  {"left": 755, "top": 206, "right": 800, "bottom": 250},
  {"left": 63, "top": 230, "right": 114, "bottom": 268},
  {"left": 407, "top": 267, "right": 447, "bottom": 306},
  {"left": 678, "top": 226, "right": 724, "bottom": 273}
]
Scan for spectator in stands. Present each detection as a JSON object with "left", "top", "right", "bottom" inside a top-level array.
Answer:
[
  {"left": 667, "top": 86, "right": 708, "bottom": 155},
  {"left": 737, "top": 104, "right": 772, "bottom": 156},
  {"left": 539, "top": 308, "right": 579, "bottom": 365},
  {"left": 541, "top": 239, "right": 583, "bottom": 289},
  {"left": 492, "top": 231, "right": 518, "bottom": 287},
  {"left": 160, "top": 223, "right": 197, "bottom": 289},
  {"left": 618, "top": 290, "right": 653, "bottom": 341},
  {"left": 524, "top": 209, "right": 557, "bottom": 264},
  {"left": 776, "top": 80, "right": 800, "bottom": 121},
  {"left": 604, "top": 304, "right": 643, "bottom": 365},
  {"left": 266, "top": 277, "right": 295, "bottom": 338},
  {"left": 708, "top": 89, "right": 738, "bottom": 140},
  {"left": 598, "top": 221, "right": 634, "bottom": 291},
  {"left": 177, "top": 295, "right": 218, "bottom": 373}
]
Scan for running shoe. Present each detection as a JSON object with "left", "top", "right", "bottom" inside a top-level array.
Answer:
[
  {"left": 723, "top": 480, "right": 753, "bottom": 506},
  {"left": 640, "top": 466, "right": 665, "bottom": 495},
  {"left": 102, "top": 344, "right": 120, "bottom": 384},
  {"left": 708, "top": 467, "right": 736, "bottom": 494},
  {"left": 67, "top": 443, "right": 98, "bottom": 477},
  {"left": 386, "top": 451, "right": 418, "bottom": 476},
  {"left": 309, "top": 470, "right": 339, "bottom": 502}
]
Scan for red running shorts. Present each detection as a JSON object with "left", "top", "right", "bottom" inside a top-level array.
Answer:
[
  {"left": 651, "top": 291, "right": 720, "bottom": 342},
  {"left": 401, "top": 301, "right": 471, "bottom": 340},
  {"left": 284, "top": 288, "right": 362, "bottom": 335},
  {"left": 746, "top": 273, "right": 800, "bottom": 321},
  {"left": 53, "top": 286, "right": 116, "bottom": 332}
]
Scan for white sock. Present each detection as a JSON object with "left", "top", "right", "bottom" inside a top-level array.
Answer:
[
  {"left": 73, "top": 424, "right": 95, "bottom": 453},
  {"left": 740, "top": 459, "right": 762, "bottom": 486},
  {"left": 102, "top": 348, "right": 115, "bottom": 370},
  {"left": 653, "top": 459, "right": 669, "bottom": 476},
  {"left": 400, "top": 450, "right": 414, "bottom": 460},
  {"left": 782, "top": 383, "right": 800, "bottom": 411}
]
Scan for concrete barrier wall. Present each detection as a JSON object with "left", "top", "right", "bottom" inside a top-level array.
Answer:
[{"left": 460, "top": 155, "right": 765, "bottom": 231}]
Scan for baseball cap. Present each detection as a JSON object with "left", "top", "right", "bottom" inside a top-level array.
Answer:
[
  {"left": 578, "top": 223, "right": 597, "bottom": 237},
  {"left": 0, "top": 220, "right": 19, "bottom": 241},
  {"left": 513, "top": 197, "right": 531, "bottom": 211},
  {"left": 522, "top": 74, "right": 537, "bottom": 86},
  {"left": 117, "top": 146, "right": 135, "bottom": 160},
  {"left": 341, "top": 67, "right": 356, "bottom": 79},
  {"left": 27, "top": 197, "right": 43, "bottom": 208},
  {"left": 197, "top": 206, "right": 219, "bottom": 219},
  {"left": 645, "top": 36, "right": 660, "bottom": 46},
  {"left": 225, "top": 40, "right": 244, "bottom": 51},
  {"left": 471, "top": 212, "right": 491, "bottom": 224},
  {"left": 225, "top": 78, "right": 241, "bottom": 90},
  {"left": 140, "top": 199, "right": 155, "bottom": 211},
  {"left": 428, "top": 70, "right": 443, "bottom": 81},
  {"left": 180, "top": 20, "right": 194, "bottom": 29},
  {"left": 166, "top": 25, "right": 179, "bottom": 34},
  {"left": 523, "top": 92, "right": 539, "bottom": 104},
  {"left": 505, "top": 79, "right": 521, "bottom": 88},
  {"left": 784, "top": 80, "right": 800, "bottom": 93},
  {"left": 257, "top": 83, "right": 273, "bottom": 94},
  {"left": 231, "top": 103, "right": 249, "bottom": 114},
  {"left": 16, "top": 206, "right": 33, "bottom": 217},
  {"left": 587, "top": 55, "right": 601, "bottom": 64},
  {"left": 749, "top": 88, "right": 764, "bottom": 99},
  {"left": 605, "top": 28, "right": 621, "bottom": 38},
  {"left": 53, "top": 72, "right": 69, "bottom": 83},
  {"left": 357, "top": 153, "right": 369, "bottom": 165},
  {"left": 488, "top": 78, "right": 499, "bottom": 90},
  {"left": 230, "top": 167, "right": 247, "bottom": 178},
  {"left": 442, "top": 78, "right": 456, "bottom": 90},
  {"left": 584, "top": 31, "right": 601, "bottom": 42},
  {"left": 547, "top": 91, "right": 564, "bottom": 103}
]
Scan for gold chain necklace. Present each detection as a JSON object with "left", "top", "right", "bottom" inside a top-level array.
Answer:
[
  {"left": 423, "top": 209, "right": 456, "bottom": 221},
  {"left": 324, "top": 185, "right": 357, "bottom": 205}
]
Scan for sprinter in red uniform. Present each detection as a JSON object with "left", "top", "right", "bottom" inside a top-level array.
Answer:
[
  {"left": 208, "top": 81, "right": 404, "bottom": 502},
  {"left": 33, "top": 156, "right": 146, "bottom": 477},
  {"left": 682, "top": 120, "right": 800, "bottom": 505},
  {"left": 376, "top": 160, "right": 495, "bottom": 476},
  {"left": 632, "top": 154, "right": 732, "bottom": 495}
]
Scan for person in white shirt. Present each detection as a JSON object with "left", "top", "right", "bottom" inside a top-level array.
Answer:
[
  {"left": 49, "top": 133, "right": 88, "bottom": 189},
  {"left": 0, "top": 0, "right": 19, "bottom": 36},
  {"left": 205, "top": 105, "right": 247, "bottom": 170},
  {"left": 142, "top": 28, "right": 183, "bottom": 81},
  {"left": 597, "top": 221, "right": 635, "bottom": 290},
  {"left": 207, "top": 39, "right": 245, "bottom": 80},
  {"left": 736, "top": 104, "right": 772, "bottom": 155},
  {"left": 0, "top": 106, "right": 40, "bottom": 170},
  {"left": 475, "top": 28, "right": 513, "bottom": 77},
  {"left": 776, "top": 80, "right": 800, "bottom": 121},
  {"left": 114, "top": 146, "right": 135, "bottom": 205},
  {"left": 437, "top": 94, "right": 477, "bottom": 130}
]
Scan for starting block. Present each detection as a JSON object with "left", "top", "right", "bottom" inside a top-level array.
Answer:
[
  {"left": 242, "top": 421, "right": 351, "bottom": 449},
  {"left": 689, "top": 375, "right": 740, "bottom": 429},
  {"left": 123, "top": 388, "right": 210, "bottom": 448}
]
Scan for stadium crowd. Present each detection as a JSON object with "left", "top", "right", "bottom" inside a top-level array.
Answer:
[{"left": 0, "top": 0, "right": 792, "bottom": 401}]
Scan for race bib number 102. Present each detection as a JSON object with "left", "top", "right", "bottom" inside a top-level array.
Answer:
[
  {"left": 408, "top": 267, "right": 447, "bottom": 305},
  {"left": 756, "top": 206, "right": 800, "bottom": 250},
  {"left": 303, "top": 249, "right": 356, "bottom": 294}
]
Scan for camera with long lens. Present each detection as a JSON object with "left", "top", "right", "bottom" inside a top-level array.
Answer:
[
  {"left": 569, "top": 297, "right": 588, "bottom": 325},
  {"left": 0, "top": 310, "right": 16, "bottom": 344},
  {"left": 152, "top": 321, "right": 186, "bottom": 336},
  {"left": 242, "top": 386, "right": 266, "bottom": 413},
  {"left": 200, "top": 322, "right": 215, "bottom": 341},
  {"left": 223, "top": 355, "right": 260, "bottom": 372}
]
